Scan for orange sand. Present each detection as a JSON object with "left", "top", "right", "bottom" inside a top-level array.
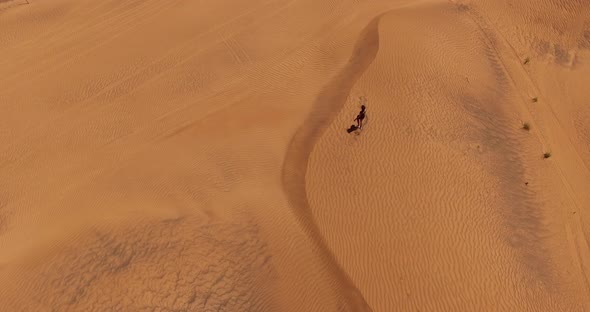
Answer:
[{"left": 1, "top": 0, "right": 589, "bottom": 311}]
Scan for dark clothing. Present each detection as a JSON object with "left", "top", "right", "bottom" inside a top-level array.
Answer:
[
  {"left": 354, "top": 102, "right": 366, "bottom": 129},
  {"left": 353, "top": 104, "right": 366, "bottom": 130}
]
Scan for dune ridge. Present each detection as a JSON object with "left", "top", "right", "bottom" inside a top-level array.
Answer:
[
  {"left": 281, "top": 14, "right": 382, "bottom": 312},
  {"left": 0, "top": 0, "right": 27, "bottom": 11}
]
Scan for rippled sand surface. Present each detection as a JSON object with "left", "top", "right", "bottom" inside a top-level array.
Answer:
[{"left": 1, "top": 0, "right": 589, "bottom": 310}]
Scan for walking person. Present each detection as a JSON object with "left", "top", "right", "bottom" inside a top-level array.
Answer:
[{"left": 354, "top": 104, "right": 366, "bottom": 129}]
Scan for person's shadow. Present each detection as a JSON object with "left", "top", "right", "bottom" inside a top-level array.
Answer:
[{"left": 347, "top": 124, "right": 359, "bottom": 133}]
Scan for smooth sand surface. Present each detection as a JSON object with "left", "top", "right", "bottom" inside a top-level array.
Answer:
[{"left": 1, "top": 0, "right": 589, "bottom": 311}]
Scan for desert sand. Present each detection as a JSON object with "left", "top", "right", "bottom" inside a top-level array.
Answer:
[{"left": 1, "top": 0, "right": 590, "bottom": 311}]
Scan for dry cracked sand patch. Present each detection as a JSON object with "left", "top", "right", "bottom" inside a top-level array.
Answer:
[{"left": 1, "top": 0, "right": 590, "bottom": 311}]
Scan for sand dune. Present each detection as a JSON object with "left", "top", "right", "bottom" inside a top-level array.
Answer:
[{"left": 1, "top": 0, "right": 589, "bottom": 311}]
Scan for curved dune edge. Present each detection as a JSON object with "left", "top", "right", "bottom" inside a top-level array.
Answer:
[{"left": 280, "top": 14, "right": 382, "bottom": 311}]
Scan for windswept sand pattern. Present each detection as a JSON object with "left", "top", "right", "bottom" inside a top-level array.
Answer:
[
  {"left": 2, "top": 217, "right": 277, "bottom": 312},
  {"left": 2, "top": 0, "right": 590, "bottom": 311}
]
